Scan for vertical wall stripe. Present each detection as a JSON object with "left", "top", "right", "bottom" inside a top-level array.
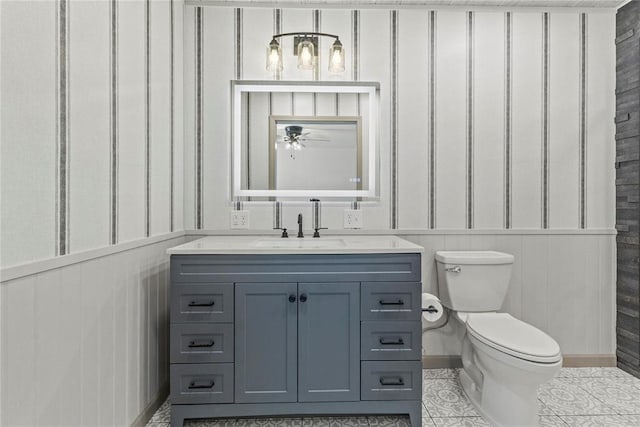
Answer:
[
  {"left": 390, "top": 11, "right": 398, "bottom": 229},
  {"left": 110, "top": 0, "right": 119, "bottom": 245},
  {"left": 428, "top": 10, "right": 436, "bottom": 229},
  {"left": 504, "top": 12, "right": 512, "bottom": 229},
  {"left": 542, "top": 12, "right": 550, "bottom": 229},
  {"left": 56, "top": 0, "right": 69, "bottom": 255},
  {"left": 195, "top": 8, "right": 203, "bottom": 229},
  {"left": 312, "top": 10, "right": 321, "bottom": 115},
  {"left": 466, "top": 11, "right": 474, "bottom": 230},
  {"left": 351, "top": 10, "right": 359, "bottom": 81},
  {"left": 246, "top": 93, "right": 251, "bottom": 190},
  {"left": 234, "top": 8, "right": 242, "bottom": 80},
  {"left": 579, "top": 13, "right": 587, "bottom": 229},
  {"left": 352, "top": 10, "right": 360, "bottom": 118},
  {"left": 170, "top": 0, "right": 175, "bottom": 232},
  {"left": 273, "top": 9, "right": 282, "bottom": 80},
  {"left": 145, "top": 0, "right": 151, "bottom": 237}
]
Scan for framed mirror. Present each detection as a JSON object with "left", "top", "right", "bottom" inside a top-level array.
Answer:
[{"left": 232, "top": 80, "right": 379, "bottom": 199}]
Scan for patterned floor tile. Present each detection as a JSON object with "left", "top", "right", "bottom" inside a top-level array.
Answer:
[
  {"left": 431, "top": 417, "right": 490, "bottom": 426},
  {"left": 366, "top": 416, "right": 411, "bottom": 427},
  {"left": 185, "top": 420, "right": 237, "bottom": 427},
  {"left": 422, "top": 418, "right": 437, "bottom": 427},
  {"left": 146, "top": 423, "right": 170, "bottom": 427},
  {"left": 422, "top": 379, "right": 479, "bottom": 418},
  {"left": 149, "top": 399, "right": 171, "bottom": 423},
  {"left": 556, "top": 368, "right": 604, "bottom": 378},
  {"left": 572, "top": 377, "right": 640, "bottom": 415},
  {"left": 421, "top": 403, "right": 430, "bottom": 418},
  {"left": 560, "top": 415, "right": 640, "bottom": 426},
  {"left": 422, "top": 369, "right": 459, "bottom": 380},
  {"left": 538, "top": 379, "right": 617, "bottom": 416},
  {"left": 236, "top": 418, "right": 301, "bottom": 427},
  {"left": 540, "top": 401, "right": 556, "bottom": 416},
  {"left": 539, "top": 415, "right": 568, "bottom": 426},
  {"left": 303, "top": 417, "right": 369, "bottom": 427}
]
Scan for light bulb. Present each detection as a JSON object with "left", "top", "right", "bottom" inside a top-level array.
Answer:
[
  {"left": 328, "top": 39, "right": 345, "bottom": 73},
  {"left": 266, "top": 39, "right": 282, "bottom": 72},
  {"left": 297, "top": 39, "right": 315, "bottom": 70}
]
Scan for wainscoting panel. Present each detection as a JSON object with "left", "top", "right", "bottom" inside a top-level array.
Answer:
[{"left": 0, "top": 236, "right": 184, "bottom": 427}]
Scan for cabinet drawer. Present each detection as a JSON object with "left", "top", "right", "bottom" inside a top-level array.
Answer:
[
  {"left": 361, "top": 321, "right": 421, "bottom": 361},
  {"left": 361, "top": 361, "right": 422, "bottom": 401},
  {"left": 170, "top": 363, "right": 234, "bottom": 404},
  {"left": 170, "top": 323, "right": 233, "bottom": 364},
  {"left": 361, "top": 282, "right": 421, "bottom": 321},
  {"left": 170, "top": 283, "right": 233, "bottom": 323}
]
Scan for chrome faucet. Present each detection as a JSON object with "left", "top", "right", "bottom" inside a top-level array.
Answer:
[{"left": 297, "top": 213, "right": 304, "bottom": 238}]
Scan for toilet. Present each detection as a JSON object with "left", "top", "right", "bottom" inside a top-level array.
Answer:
[{"left": 435, "top": 251, "right": 562, "bottom": 427}]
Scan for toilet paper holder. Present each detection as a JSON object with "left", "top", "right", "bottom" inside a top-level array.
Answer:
[{"left": 423, "top": 305, "right": 439, "bottom": 313}]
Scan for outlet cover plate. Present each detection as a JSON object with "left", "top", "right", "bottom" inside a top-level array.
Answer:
[
  {"left": 230, "top": 210, "right": 250, "bottom": 229},
  {"left": 344, "top": 209, "right": 363, "bottom": 229}
]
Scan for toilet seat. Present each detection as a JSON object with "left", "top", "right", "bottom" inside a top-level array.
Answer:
[{"left": 465, "top": 313, "right": 561, "bottom": 364}]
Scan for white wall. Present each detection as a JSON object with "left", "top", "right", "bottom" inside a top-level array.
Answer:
[
  {"left": 0, "top": 0, "right": 185, "bottom": 269},
  {"left": 182, "top": 6, "right": 615, "bottom": 232}
]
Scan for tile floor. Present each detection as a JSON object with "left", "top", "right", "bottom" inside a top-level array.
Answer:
[{"left": 147, "top": 368, "right": 640, "bottom": 427}]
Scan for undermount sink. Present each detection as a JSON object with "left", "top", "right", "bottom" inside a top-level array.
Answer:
[{"left": 251, "top": 238, "right": 347, "bottom": 249}]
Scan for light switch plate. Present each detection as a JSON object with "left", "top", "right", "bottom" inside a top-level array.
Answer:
[
  {"left": 230, "top": 210, "right": 250, "bottom": 229},
  {"left": 344, "top": 209, "right": 363, "bottom": 229}
]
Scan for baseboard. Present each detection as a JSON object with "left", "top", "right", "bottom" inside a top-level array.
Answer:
[
  {"left": 422, "top": 354, "right": 617, "bottom": 369},
  {"left": 130, "top": 382, "right": 169, "bottom": 427},
  {"left": 422, "top": 355, "right": 463, "bottom": 369},
  {"left": 561, "top": 354, "right": 617, "bottom": 367}
]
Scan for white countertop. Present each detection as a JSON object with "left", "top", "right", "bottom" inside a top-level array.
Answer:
[{"left": 167, "top": 235, "right": 424, "bottom": 255}]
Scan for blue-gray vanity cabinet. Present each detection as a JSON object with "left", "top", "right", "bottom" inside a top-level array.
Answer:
[
  {"left": 297, "top": 282, "right": 360, "bottom": 402},
  {"left": 169, "top": 253, "right": 423, "bottom": 427},
  {"left": 234, "top": 282, "right": 298, "bottom": 403}
]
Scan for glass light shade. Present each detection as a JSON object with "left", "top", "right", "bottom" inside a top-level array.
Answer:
[
  {"left": 266, "top": 39, "right": 283, "bottom": 72},
  {"left": 328, "top": 40, "right": 345, "bottom": 73},
  {"left": 297, "top": 39, "right": 315, "bottom": 70}
]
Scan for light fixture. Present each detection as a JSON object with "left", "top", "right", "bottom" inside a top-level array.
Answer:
[
  {"left": 266, "top": 38, "right": 283, "bottom": 72},
  {"left": 265, "top": 32, "right": 345, "bottom": 74}
]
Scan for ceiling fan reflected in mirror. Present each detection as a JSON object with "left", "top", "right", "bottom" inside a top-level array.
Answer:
[{"left": 276, "top": 125, "right": 330, "bottom": 158}]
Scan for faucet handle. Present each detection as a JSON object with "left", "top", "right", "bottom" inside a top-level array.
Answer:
[
  {"left": 313, "top": 227, "right": 328, "bottom": 238},
  {"left": 273, "top": 227, "right": 288, "bottom": 238}
]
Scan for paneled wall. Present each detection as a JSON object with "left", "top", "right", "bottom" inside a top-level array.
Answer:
[
  {"left": 615, "top": 0, "right": 640, "bottom": 378},
  {"left": 0, "top": 0, "right": 185, "bottom": 269},
  {"left": 0, "top": 235, "right": 185, "bottom": 426},
  {"left": 182, "top": 5, "right": 615, "bottom": 232}
]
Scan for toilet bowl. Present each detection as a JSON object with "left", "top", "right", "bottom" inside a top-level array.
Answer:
[
  {"left": 434, "top": 251, "right": 562, "bottom": 427},
  {"left": 456, "top": 312, "right": 562, "bottom": 427}
]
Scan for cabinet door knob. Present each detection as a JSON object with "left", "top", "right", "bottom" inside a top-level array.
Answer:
[
  {"left": 299, "top": 294, "right": 308, "bottom": 302},
  {"left": 289, "top": 294, "right": 296, "bottom": 303}
]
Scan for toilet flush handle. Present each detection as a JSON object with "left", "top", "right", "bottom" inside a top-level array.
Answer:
[{"left": 445, "top": 265, "right": 461, "bottom": 273}]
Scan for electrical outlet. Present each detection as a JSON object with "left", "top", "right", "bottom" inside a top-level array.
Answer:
[
  {"left": 230, "top": 210, "right": 250, "bottom": 229},
  {"left": 344, "top": 209, "right": 363, "bottom": 229}
]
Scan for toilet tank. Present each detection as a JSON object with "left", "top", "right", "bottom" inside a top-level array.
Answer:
[{"left": 435, "top": 251, "right": 514, "bottom": 312}]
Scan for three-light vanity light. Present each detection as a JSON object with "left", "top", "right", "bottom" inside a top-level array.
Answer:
[{"left": 266, "top": 32, "right": 345, "bottom": 73}]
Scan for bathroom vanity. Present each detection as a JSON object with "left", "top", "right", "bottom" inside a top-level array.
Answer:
[{"left": 167, "top": 236, "right": 423, "bottom": 426}]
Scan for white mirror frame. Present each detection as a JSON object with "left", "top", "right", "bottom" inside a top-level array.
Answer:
[{"left": 232, "top": 80, "right": 379, "bottom": 199}]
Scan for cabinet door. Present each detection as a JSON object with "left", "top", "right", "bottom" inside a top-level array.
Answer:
[
  {"left": 235, "top": 283, "right": 298, "bottom": 403},
  {"left": 298, "top": 282, "right": 360, "bottom": 402}
]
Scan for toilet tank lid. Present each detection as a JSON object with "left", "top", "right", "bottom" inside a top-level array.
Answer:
[{"left": 435, "top": 251, "right": 514, "bottom": 265}]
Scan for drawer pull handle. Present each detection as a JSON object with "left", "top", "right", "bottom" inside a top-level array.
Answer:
[
  {"left": 379, "top": 299, "right": 404, "bottom": 306},
  {"left": 188, "top": 339, "right": 215, "bottom": 348},
  {"left": 188, "top": 380, "right": 215, "bottom": 389},
  {"left": 188, "top": 300, "right": 215, "bottom": 307},
  {"left": 379, "top": 337, "right": 404, "bottom": 345},
  {"left": 379, "top": 377, "right": 404, "bottom": 386}
]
